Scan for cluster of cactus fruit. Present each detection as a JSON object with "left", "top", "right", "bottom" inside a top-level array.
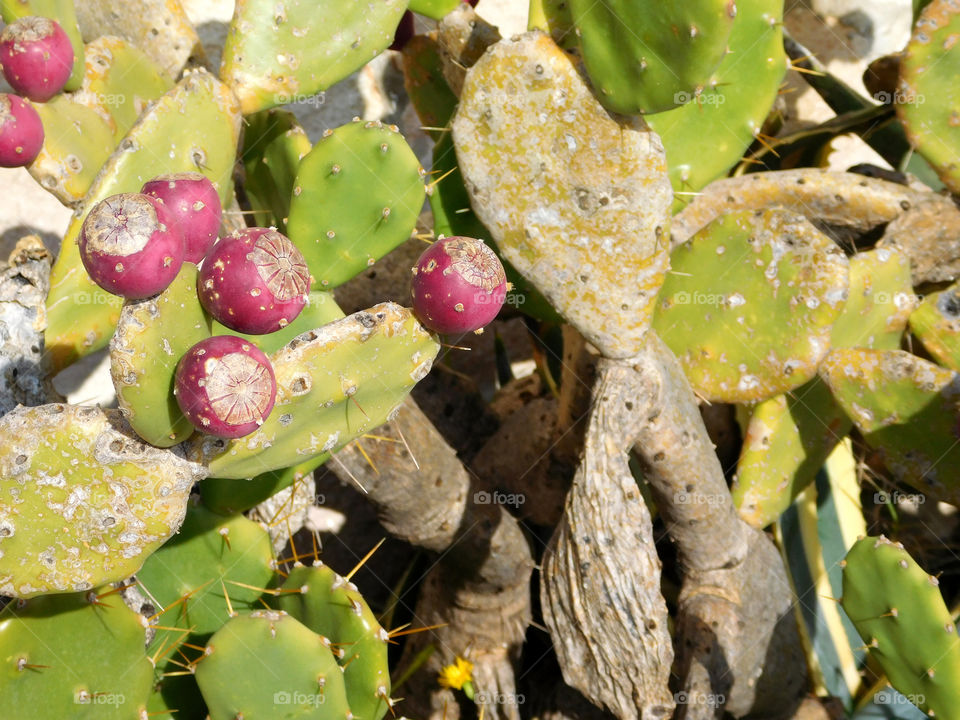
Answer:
[{"left": 5, "top": 0, "right": 960, "bottom": 717}]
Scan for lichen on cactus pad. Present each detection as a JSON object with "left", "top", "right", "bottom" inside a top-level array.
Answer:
[
  {"left": 0, "top": 589, "right": 154, "bottom": 719},
  {"left": 653, "top": 209, "right": 849, "bottom": 403},
  {"left": 44, "top": 68, "right": 242, "bottom": 372},
  {"left": 569, "top": 0, "right": 735, "bottom": 115},
  {"left": 898, "top": 0, "right": 960, "bottom": 194},
  {"left": 274, "top": 564, "right": 391, "bottom": 720},
  {"left": 286, "top": 119, "right": 426, "bottom": 290},
  {"left": 196, "top": 610, "right": 350, "bottom": 720},
  {"left": 190, "top": 302, "right": 440, "bottom": 479},
  {"left": 842, "top": 535, "right": 960, "bottom": 716},
  {"left": 220, "top": 0, "right": 407, "bottom": 115},
  {"left": 819, "top": 348, "right": 960, "bottom": 505},
  {"left": 644, "top": 0, "right": 787, "bottom": 210},
  {"left": 909, "top": 281, "right": 960, "bottom": 371},
  {"left": 453, "top": 32, "right": 673, "bottom": 359},
  {"left": 0, "top": 404, "right": 204, "bottom": 597}
]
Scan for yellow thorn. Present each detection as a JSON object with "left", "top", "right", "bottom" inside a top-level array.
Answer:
[{"left": 346, "top": 538, "right": 386, "bottom": 581}]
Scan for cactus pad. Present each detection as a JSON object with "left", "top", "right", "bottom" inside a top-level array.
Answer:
[
  {"left": 196, "top": 610, "right": 350, "bottom": 720},
  {"left": 0, "top": 404, "right": 204, "bottom": 597},
  {"left": 274, "top": 564, "right": 390, "bottom": 720},
  {"left": 820, "top": 349, "right": 960, "bottom": 505},
  {"left": 287, "top": 119, "right": 425, "bottom": 289},
  {"left": 452, "top": 32, "right": 672, "bottom": 359},
  {"left": 190, "top": 302, "right": 439, "bottom": 479},
  {"left": 645, "top": 0, "right": 787, "bottom": 209},
  {"left": 909, "top": 282, "right": 960, "bottom": 371},
  {"left": 569, "top": 0, "right": 735, "bottom": 114},
  {"left": 44, "top": 69, "right": 243, "bottom": 372},
  {"left": 221, "top": 0, "right": 407, "bottom": 114},
  {"left": 241, "top": 108, "right": 312, "bottom": 232},
  {"left": 137, "top": 503, "right": 275, "bottom": 638},
  {"left": 842, "top": 536, "right": 960, "bottom": 716},
  {"left": 653, "top": 209, "right": 849, "bottom": 403},
  {"left": 408, "top": 0, "right": 460, "bottom": 20},
  {"left": 0, "top": 589, "right": 153, "bottom": 718},
  {"left": 402, "top": 33, "right": 458, "bottom": 142},
  {"left": 897, "top": 0, "right": 960, "bottom": 194}
]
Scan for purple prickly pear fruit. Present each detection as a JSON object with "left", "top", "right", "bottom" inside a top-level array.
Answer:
[
  {"left": 198, "top": 227, "right": 311, "bottom": 335},
  {"left": 79, "top": 192, "right": 185, "bottom": 299},
  {"left": 174, "top": 335, "right": 277, "bottom": 439},
  {"left": 142, "top": 172, "right": 222, "bottom": 264},
  {"left": 0, "top": 17, "right": 74, "bottom": 102},
  {"left": 0, "top": 93, "right": 42, "bottom": 167},
  {"left": 410, "top": 236, "right": 507, "bottom": 334}
]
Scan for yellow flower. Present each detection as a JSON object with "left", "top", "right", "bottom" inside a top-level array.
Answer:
[{"left": 438, "top": 656, "right": 474, "bottom": 691}]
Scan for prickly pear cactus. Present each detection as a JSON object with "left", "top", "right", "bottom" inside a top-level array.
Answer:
[
  {"left": 44, "top": 69, "right": 242, "bottom": 372},
  {"left": 402, "top": 33, "right": 458, "bottom": 142},
  {"left": 0, "top": 404, "right": 204, "bottom": 597},
  {"left": 569, "top": 0, "right": 735, "bottom": 115},
  {"left": 286, "top": 119, "right": 426, "bottom": 289},
  {"left": 453, "top": 32, "right": 673, "bottom": 359},
  {"left": 190, "top": 303, "right": 439, "bottom": 479},
  {"left": 733, "top": 248, "right": 914, "bottom": 527},
  {"left": 220, "top": 0, "right": 407, "bottom": 114},
  {"left": 241, "top": 108, "right": 312, "bottom": 232},
  {"left": 653, "top": 209, "right": 849, "bottom": 403},
  {"left": 200, "top": 457, "right": 327, "bottom": 516},
  {"left": 274, "top": 564, "right": 391, "bottom": 720},
  {"left": 909, "top": 282, "right": 960, "bottom": 371},
  {"left": 897, "top": 0, "right": 960, "bottom": 194},
  {"left": 195, "top": 610, "right": 351, "bottom": 720},
  {"left": 0, "top": 0, "right": 84, "bottom": 90},
  {"left": 137, "top": 503, "right": 275, "bottom": 638},
  {"left": 409, "top": 0, "right": 460, "bottom": 20},
  {"left": 645, "top": 0, "right": 787, "bottom": 210},
  {"left": 820, "top": 349, "right": 960, "bottom": 505},
  {"left": 0, "top": 588, "right": 154, "bottom": 718},
  {"left": 842, "top": 536, "right": 960, "bottom": 716}
]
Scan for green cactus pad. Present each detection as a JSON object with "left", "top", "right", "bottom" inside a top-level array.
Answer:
[
  {"left": 402, "top": 33, "right": 459, "bottom": 142},
  {"left": 0, "top": 589, "right": 153, "bottom": 719},
  {"left": 409, "top": 0, "right": 459, "bottom": 19},
  {"left": 241, "top": 108, "right": 312, "bottom": 232},
  {"left": 842, "top": 536, "right": 960, "bottom": 716},
  {"left": 138, "top": 503, "right": 275, "bottom": 639},
  {"left": 820, "top": 349, "right": 960, "bottom": 505},
  {"left": 190, "top": 302, "right": 439, "bottom": 479},
  {"left": 44, "top": 69, "right": 243, "bottom": 372},
  {"left": 653, "top": 209, "right": 849, "bottom": 403},
  {"left": 286, "top": 119, "right": 425, "bottom": 289},
  {"left": 29, "top": 97, "right": 115, "bottom": 206},
  {"left": 220, "top": 0, "right": 407, "bottom": 115},
  {"left": 111, "top": 263, "right": 212, "bottom": 448},
  {"left": 1, "top": 0, "right": 85, "bottom": 90},
  {"left": 645, "top": 0, "right": 786, "bottom": 211},
  {"left": 528, "top": 0, "right": 576, "bottom": 49},
  {"left": 733, "top": 248, "right": 914, "bottom": 526},
  {"left": 897, "top": 0, "right": 960, "bottom": 194},
  {"left": 28, "top": 36, "right": 174, "bottom": 206},
  {"left": 274, "top": 564, "right": 390, "bottom": 720},
  {"left": 201, "top": 457, "right": 327, "bottom": 516},
  {"left": 196, "top": 610, "right": 350, "bottom": 720},
  {"left": 453, "top": 32, "right": 672, "bottom": 359},
  {"left": 0, "top": 404, "right": 204, "bottom": 598},
  {"left": 909, "top": 282, "right": 960, "bottom": 371},
  {"left": 569, "top": 0, "right": 735, "bottom": 115}
]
